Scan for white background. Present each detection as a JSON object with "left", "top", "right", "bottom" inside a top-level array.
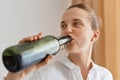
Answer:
[{"left": 0, "top": 0, "right": 71, "bottom": 79}]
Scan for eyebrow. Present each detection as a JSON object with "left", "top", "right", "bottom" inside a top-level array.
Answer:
[
  {"left": 60, "top": 21, "right": 65, "bottom": 25},
  {"left": 73, "top": 19, "right": 83, "bottom": 22},
  {"left": 60, "top": 18, "right": 83, "bottom": 25}
]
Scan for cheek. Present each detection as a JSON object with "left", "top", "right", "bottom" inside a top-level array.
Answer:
[
  {"left": 60, "top": 30, "right": 69, "bottom": 36},
  {"left": 79, "top": 28, "right": 93, "bottom": 38},
  {"left": 75, "top": 30, "right": 92, "bottom": 45},
  {"left": 60, "top": 30, "right": 64, "bottom": 35}
]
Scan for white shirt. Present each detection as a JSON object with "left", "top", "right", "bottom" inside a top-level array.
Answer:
[{"left": 30, "top": 55, "right": 113, "bottom": 80}]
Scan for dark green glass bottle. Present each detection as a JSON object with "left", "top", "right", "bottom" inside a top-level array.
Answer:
[{"left": 2, "top": 35, "right": 71, "bottom": 72}]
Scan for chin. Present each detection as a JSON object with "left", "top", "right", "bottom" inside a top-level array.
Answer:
[
  {"left": 65, "top": 44, "right": 80, "bottom": 53},
  {"left": 65, "top": 45, "right": 75, "bottom": 52}
]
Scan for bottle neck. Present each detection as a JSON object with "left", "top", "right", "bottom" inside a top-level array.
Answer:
[{"left": 58, "top": 35, "right": 72, "bottom": 46}]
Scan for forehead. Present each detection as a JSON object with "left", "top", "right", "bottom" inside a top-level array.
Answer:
[{"left": 61, "top": 8, "right": 90, "bottom": 21}]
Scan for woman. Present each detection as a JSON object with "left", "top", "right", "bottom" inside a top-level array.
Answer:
[{"left": 4, "top": 3, "right": 113, "bottom": 80}]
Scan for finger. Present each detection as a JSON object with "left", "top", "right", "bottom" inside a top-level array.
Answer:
[
  {"left": 24, "top": 65, "right": 37, "bottom": 75},
  {"left": 44, "top": 55, "right": 54, "bottom": 64},
  {"left": 32, "top": 35, "right": 38, "bottom": 41},
  {"left": 37, "top": 32, "right": 42, "bottom": 39},
  {"left": 32, "top": 33, "right": 42, "bottom": 41},
  {"left": 19, "top": 37, "right": 34, "bottom": 43},
  {"left": 36, "top": 55, "right": 54, "bottom": 68},
  {"left": 19, "top": 33, "right": 43, "bottom": 43},
  {"left": 24, "top": 55, "right": 54, "bottom": 75}
]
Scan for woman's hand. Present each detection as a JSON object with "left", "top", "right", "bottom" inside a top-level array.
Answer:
[
  {"left": 19, "top": 33, "right": 42, "bottom": 43},
  {"left": 5, "top": 33, "right": 54, "bottom": 80}
]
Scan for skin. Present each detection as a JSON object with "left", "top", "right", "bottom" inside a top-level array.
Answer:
[
  {"left": 5, "top": 8, "right": 100, "bottom": 80},
  {"left": 60, "top": 7, "right": 100, "bottom": 80}
]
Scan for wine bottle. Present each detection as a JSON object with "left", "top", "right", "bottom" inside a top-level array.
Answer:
[{"left": 2, "top": 35, "right": 71, "bottom": 72}]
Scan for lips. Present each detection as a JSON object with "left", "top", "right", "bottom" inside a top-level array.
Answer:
[
  {"left": 67, "top": 35, "right": 74, "bottom": 40},
  {"left": 61, "top": 34, "right": 74, "bottom": 43},
  {"left": 65, "top": 35, "right": 74, "bottom": 44}
]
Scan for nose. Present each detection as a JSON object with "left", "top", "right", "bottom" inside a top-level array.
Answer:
[
  {"left": 65, "top": 26, "right": 73, "bottom": 33},
  {"left": 61, "top": 25, "right": 73, "bottom": 35}
]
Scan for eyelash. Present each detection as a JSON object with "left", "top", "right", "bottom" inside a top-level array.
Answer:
[
  {"left": 73, "top": 22, "right": 80, "bottom": 27},
  {"left": 61, "top": 24, "right": 67, "bottom": 30},
  {"left": 60, "top": 22, "right": 83, "bottom": 30},
  {"left": 73, "top": 22, "right": 83, "bottom": 27}
]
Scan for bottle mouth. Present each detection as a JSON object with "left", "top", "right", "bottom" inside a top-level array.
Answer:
[{"left": 58, "top": 35, "right": 72, "bottom": 45}]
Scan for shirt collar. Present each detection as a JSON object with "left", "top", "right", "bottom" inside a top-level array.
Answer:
[
  {"left": 57, "top": 54, "right": 96, "bottom": 71},
  {"left": 58, "top": 55, "right": 80, "bottom": 70}
]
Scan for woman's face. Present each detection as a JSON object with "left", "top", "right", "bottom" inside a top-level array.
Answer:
[{"left": 60, "top": 8, "right": 98, "bottom": 53}]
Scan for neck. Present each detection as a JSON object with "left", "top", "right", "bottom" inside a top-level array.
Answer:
[
  {"left": 67, "top": 44, "right": 93, "bottom": 80},
  {"left": 68, "top": 51, "right": 92, "bottom": 80},
  {"left": 68, "top": 51, "right": 92, "bottom": 69},
  {"left": 67, "top": 42, "right": 93, "bottom": 69}
]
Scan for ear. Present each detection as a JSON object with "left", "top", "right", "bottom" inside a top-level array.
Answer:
[{"left": 91, "top": 30, "right": 100, "bottom": 42}]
